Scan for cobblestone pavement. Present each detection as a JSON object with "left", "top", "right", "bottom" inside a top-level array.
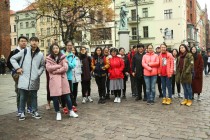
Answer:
[{"left": 0, "top": 74, "right": 210, "bottom": 140}]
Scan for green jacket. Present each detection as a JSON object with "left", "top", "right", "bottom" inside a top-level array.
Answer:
[{"left": 175, "top": 53, "right": 194, "bottom": 84}]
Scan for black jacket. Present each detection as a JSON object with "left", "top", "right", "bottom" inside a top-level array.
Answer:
[{"left": 132, "top": 52, "right": 145, "bottom": 78}]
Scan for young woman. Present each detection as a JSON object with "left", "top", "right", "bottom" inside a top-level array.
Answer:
[
  {"left": 176, "top": 44, "right": 194, "bottom": 106},
  {"left": 190, "top": 47, "right": 204, "bottom": 101},
  {"left": 0, "top": 55, "right": 6, "bottom": 75},
  {"left": 91, "top": 47, "right": 110, "bottom": 104},
  {"left": 142, "top": 45, "right": 159, "bottom": 105},
  {"left": 46, "top": 44, "right": 78, "bottom": 120},
  {"left": 108, "top": 48, "right": 125, "bottom": 103},
  {"left": 171, "top": 49, "right": 181, "bottom": 98},
  {"left": 71, "top": 47, "right": 82, "bottom": 107},
  {"left": 118, "top": 48, "right": 130, "bottom": 99}
]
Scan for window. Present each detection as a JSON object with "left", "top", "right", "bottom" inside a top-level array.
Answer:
[
  {"left": 142, "top": 8, "right": 148, "bottom": 18},
  {"left": 131, "top": 9, "right": 136, "bottom": 21},
  {"left": 47, "top": 28, "right": 50, "bottom": 35},
  {"left": 54, "top": 27, "right": 57, "bottom": 34},
  {"left": 31, "top": 21, "right": 35, "bottom": 27},
  {"left": 89, "top": 10, "right": 95, "bottom": 24},
  {"left": 164, "top": 9, "right": 172, "bottom": 19},
  {"left": 190, "top": 14, "right": 193, "bottom": 22},
  {"left": 190, "top": 1, "right": 192, "bottom": 8},
  {"left": 26, "top": 22, "right": 29, "bottom": 28},
  {"left": 97, "top": 11, "right": 103, "bottom": 23},
  {"left": 47, "top": 39, "right": 51, "bottom": 46},
  {"left": 20, "top": 22, "right": 23, "bottom": 29},
  {"left": 41, "top": 28, "right": 43, "bottom": 35},
  {"left": 132, "top": 27, "right": 137, "bottom": 40},
  {"left": 41, "top": 40, "right": 44, "bottom": 47},
  {"left": 47, "top": 17, "right": 51, "bottom": 22},
  {"left": 40, "top": 17, "right": 44, "bottom": 23},
  {"left": 14, "top": 25, "right": 16, "bottom": 32},
  {"left": 32, "top": 33, "right": 35, "bottom": 37},
  {"left": 143, "top": 26, "right": 149, "bottom": 38},
  {"left": 20, "top": 34, "right": 23, "bottom": 36},
  {"left": 14, "top": 38, "right": 17, "bottom": 45},
  {"left": 25, "top": 13, "right": 29, "bottom": 17},
  {"left": 164, "top": 29, "right": 173, "bottom": 39},
  {"left": 26, "top": 34, "right": 29, "bottom": 39}
]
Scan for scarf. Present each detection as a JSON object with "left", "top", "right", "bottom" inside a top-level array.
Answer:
[{"left": 179, "top": 52, "right": 187, "bottom": 72}]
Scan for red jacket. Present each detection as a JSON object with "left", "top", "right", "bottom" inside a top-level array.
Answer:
[
  {"left": 127, "top": 50, "right": 136, "bottom": 74},
  {"left": 158, "top": 52, "right": 174, "bottom": 77},
  {"left": 108, "top": 56, "right": 125, "bottom": 80}
]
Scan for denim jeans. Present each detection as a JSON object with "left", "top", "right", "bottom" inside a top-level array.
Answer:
[
  {"left": 182, "top": 83, "right": 193, "bottom": 100},
  {"left": 161, "top": 76, "right": 172, "bottom": 98},
  {"left": 19, "top": 89, "right": 37, "bottom": 113},
  {"left": 204, "top": 66, "right": 208, "bottom": 75},
  {"left": 53, "top": 94, "right": 72, "bottom": 112},
  {"left": 144, "top": 76, "right": 157, "bottom": 101}
]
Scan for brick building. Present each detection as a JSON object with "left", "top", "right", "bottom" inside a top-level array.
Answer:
[{"left": 0, "top": 0, "right": 11, "bottom": 59}]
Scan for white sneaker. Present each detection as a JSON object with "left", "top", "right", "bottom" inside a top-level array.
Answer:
[
  {"left": 19, "top": 113, "right": 26, "bottom": 121},
  {"left": 69, "top": 110, "right": 78, "bottom": 118},
  {"left": 117, "top": 97, "right": 121, "bottom": 103},
  {"left": 114, "top": 97, "right": 118, "bottom": 103},
  {"left": 87, "top": 96, "right": 93, "bottom": 102},
  {"left": 82, "top": 97, "right": 87, "bottom": 104},
  {"left": 178, "top": 93, "right": 183, "bottom": 98},
  {"left": 197, "top": 95, "right": 201, "bottom": 101},
  {"left": 56, "top": 112, "right": 62, "bottom": 121}
]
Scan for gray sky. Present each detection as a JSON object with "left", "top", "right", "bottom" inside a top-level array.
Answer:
[{"left": 10, "top": 0, "right": 210, "bottom": 19}]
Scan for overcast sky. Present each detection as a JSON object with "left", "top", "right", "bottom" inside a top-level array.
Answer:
[{"left": 10, "top": 0, "right": 210, "bottom": 19}]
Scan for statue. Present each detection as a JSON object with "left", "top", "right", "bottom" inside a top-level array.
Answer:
[{"left": 119, "top": 2, "right": 129, "bottom": 30}]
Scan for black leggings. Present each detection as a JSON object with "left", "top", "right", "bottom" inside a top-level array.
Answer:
[
  {"left": 72, "top": 82, "right": 78, "bottom": 102},
  {"left": 114, "top": 90, "right": 121, "bottom": 97},
  {"left": 172, "top": 74, "right": 181, "bottom": 94}
]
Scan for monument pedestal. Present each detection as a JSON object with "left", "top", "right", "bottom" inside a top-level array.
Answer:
[{"left": 118, "top": 30, "right": 130, "bottom": 53}]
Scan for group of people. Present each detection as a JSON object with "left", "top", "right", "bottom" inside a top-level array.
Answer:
[{"left": 7, "top": 35, "right": 206, "bottom": 121}]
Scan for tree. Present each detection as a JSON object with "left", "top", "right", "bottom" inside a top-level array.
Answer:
[{"left": 34, "top": 0, "right": 114, "bottom": 43}]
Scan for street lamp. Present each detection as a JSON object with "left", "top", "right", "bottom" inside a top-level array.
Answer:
[
  {"left": 15, "top": 16, "right": 19, "bottom": 39},
  {"left": 135, "top": 0, "right": 140, "bottom": 44}
]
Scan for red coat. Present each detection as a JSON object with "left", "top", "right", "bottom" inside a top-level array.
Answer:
[
  {"left": 127, "top": 51, "right": 136, "bottom": 74},
  {"left": 158, "top": 52, "right": 174, "bottom": 77},
  {"left": 46, "top": 55, "right": 70, "bottom": 97},
  {"left": 192, "top": 53, "right": 204, "bottom": 93},
  {"left": 108, "top": 56, "right": 125, "bottom": 80}
]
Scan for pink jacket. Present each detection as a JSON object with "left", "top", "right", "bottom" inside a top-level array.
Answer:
[
  {"left": 46, "top": 55, "right": 70, "bottom": 97},
  {"left": 158, "top": 52, "right": 174, "bottom": 77},
  {"left": 142, "top": 52, "right": 160, "bottom": 76}
]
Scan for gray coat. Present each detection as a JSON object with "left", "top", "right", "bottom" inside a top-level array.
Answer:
[
  {"left": 72, "top": 56, "right": 82, "bottom": 83},
  {"left": 10, "top": 46, "right": 45, "bottom": 90}
]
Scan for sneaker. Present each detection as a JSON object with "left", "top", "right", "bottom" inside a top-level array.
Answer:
[
  {"left": 135, "top": 96, "right": 142, "bottom": 101},
  {"left": 105, "top": 94, "right": 110, "bottom": 100},
  {"left": 69, "top": 110, "right": 78, "bottom": 118},
  {"left": 87, "top": 96, "right": 93, "bottom": 102},
  {"left": 150, "top": 100, "right": 155, "bottom": 105},
  {"left": 117, "top": 97, "right": 121, "bottom": 103},
  {"left": 16, "top": 112, "right": 21, "bottom": 117},
  {"left": 19, "top": 113, "right": 26, "bottom": 121},
  {"left": 197, "top": 95, "right": 201, "bottom": 101},
  {"left": 27, "top": 107, "right": 32, "bottom": 114},
  {"left": 82, "top": 97, "right": 87, "bottom": 104},
  {"left": 56, "top": 112, "right": 62, "bottom": 121},
  {"left": 147, "top": 100, "right": 151, "bottom": 105},
  {"left": 72, "top": 106, "right": 78, "bottom": 112},
  {"left": 32, "top": 112, "right": 41, "bottom": 119},
  {"left": 98, "top": 98, "right": 102, "bottom": 104},
  {"left": 45, "top": 104, "right": 50, "bottom": 110},
  {"left": 63, "top": 107, "right": 68, "bottom": 114},
  {"left": 101, "top": 98, "right": 106, "bottom": 104},
  {"left": 178, "top": 93, "right": 183, "bottom": 98},
  {"left": 114, "top": 97, "right": 118, "bottom": 103},
  {"left": 143, "top": 98, "right": 147, "bottom": 101}
]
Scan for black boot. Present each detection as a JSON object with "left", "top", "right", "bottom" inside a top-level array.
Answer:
[
  {"left": 105, "top": 94, "right": 110, "bottom": 100},
  {"left": 122, "top": 92, "right": 126, "bottom": 99}
]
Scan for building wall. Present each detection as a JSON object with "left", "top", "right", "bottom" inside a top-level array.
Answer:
[
  {"left": 186, "top": 0, "right": 197, "bottom": 25},
  {"left": 0, "top": 0, "right": 11, "bottom": 58},
  {"left": 10, "top": 13, "right": 17, "bottom": 50}
]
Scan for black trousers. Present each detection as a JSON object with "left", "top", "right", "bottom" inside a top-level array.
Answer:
[
  {"left": 114, "top": 90, "right": 121, "bottom": 97},
  {"left": 95, "top": 76, "right": 106, "bottom": 98},
  {"left": 123, "top": 76, "right": 127, "bottom": 96},
  {"left": 172, "top": 75, "right": 181, "bottom": 94},
  {"left": 61, "top": 80, "right": 73, "bottom": 108},
  {"left": 157, "top": 76, "right": 162, "bottom": 96},
  {"left": 136, "top": 76, "right": 146, "bottom": 99},
  {"left": 208, "top": 63, "right": 210, "bottom": 73},
  {"left": 81, "top": 80, "right": 91, "bottom": 97},
  {"left": 106, "top": 75, "right": 110, "bottom": 95},
  {"left": 72, "top": 82, "right": 78, "bottom": 102}
]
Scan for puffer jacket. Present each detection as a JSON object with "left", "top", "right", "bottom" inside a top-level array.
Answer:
[
  {"left": 142, "top": 52, "right": 159, "bottom": 76},
  {"left": 10, "top": 46, "right": 45, "bottom": 90},
  {"left": 158, "top": 52, "right": 174, "bottom": 77},
  {"left": 72, "top": 56, "right": 82, "bottom": 83},
  {"left": 108, "top": 56, "right": 125, "bottom": 80}
]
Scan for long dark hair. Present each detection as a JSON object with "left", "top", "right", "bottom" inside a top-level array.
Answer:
[
  {"left": 172, "top": 49, "right": 179, "bottom": 57},
  {"left": 72, "top": 46, "right": 79, "bottom": 57},
  {"left": 49, "top": 43, "right": 62, "bottom": 63},
  {"left": 93, "top": 47, "right": 103, "bottom": 59},
  {"left": 190, "top": 46, "right": 198, "bottom": 60},
  {"left": 179, "top": 44, "right": 189, "bottom": 54}
]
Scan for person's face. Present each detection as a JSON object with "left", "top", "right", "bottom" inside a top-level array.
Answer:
[
  {"left": 119, "top": 49, "right": 125, "bottom": 55},
  {"left": 72, "top": 48, "right": 76, "bottom": 55},
  {"left": 80, "top": 47, "right": 87, "bottom": 54},
  {"left": 160, "top": 45, "right": 167, "bottom": 53},
  {"left": 147, "top": 45, "right": 153, "bottom": 53},
  {"left": 18, "top": 38, "right": 28, "bottom": 49},
  {"left": 96, "top": 48, "right": 102, "bottom": 56},
  {"left": 180, "top": 46, "right": 186, "bottom": 53},
  {"left": 156, "top": 48, "right": 161, "bottom": 53},
  {"left": 111, "top": 51, "right": 117, "bottom": 56},
  {"left": 191, "top": 47, "right": 197, "bottom": 54},
  {"left": 138, "top": 47, "right": 144, "bottom": 53},
  {"left": 53, "top": 45, "right": 60, "bottom": 55},
  {"left": 104, "top": 48, "right": 109, "bottom": 55},
  {"left": 30, "top": 40, "right": 39, "bottom": 49},
  {"left": 172, "top": 50, "right": 177, "bottom": 56},
  {"left": 66, "top": 42, "right": 73, "bottom": 52},
  {"left": 133, "top": 47, "right": 137, "bottom": 52}
]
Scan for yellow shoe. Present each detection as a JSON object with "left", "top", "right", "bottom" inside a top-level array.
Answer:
[
  {"left": 165, "top": 98, "right": 172, "bottom": 105},
  {"left": 186, "top": 100, "right": 192, "bottom": 106},
  {"left": 162, "top": 98, "right": 167, "bottom": 104},
  {"left": 181, "top": 99, "right": 188, "bottom": 105}
]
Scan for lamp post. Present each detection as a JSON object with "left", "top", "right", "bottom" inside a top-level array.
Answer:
[
  {"left": 135, "top": 0, "right": 140, "bottom": 44},
  {"left": 15, "top": 16, "right": 19, "bottom": 39}
]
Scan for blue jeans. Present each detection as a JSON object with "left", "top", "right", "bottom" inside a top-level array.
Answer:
[
  {"left": 161, "top": 76, "right": 172, "bottom": 98},
  {"left": 53, "top": 94, "right": 72, "bottom": 112},
  {"left": 182, "top": 83, "right": 192, "bottom": 100},
  {"left": 19, "top": 89, "right": 37, "bottom": 113},
  {"left": 144, "top": 76, "right": 157, "bottom": 101}
]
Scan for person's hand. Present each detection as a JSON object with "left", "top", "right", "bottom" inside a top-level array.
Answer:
[
  {"left": 125, "top": 72, "right": 129, "bottom": 76},
  {"left": 132, "top": 72, "right": 135, "bottom": 77},
  {"left": 16, "top": 68, "right": 23, "bottom": 75}
]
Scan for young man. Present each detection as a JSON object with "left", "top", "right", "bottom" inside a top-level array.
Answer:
[
  {"left": 132, "top": 44, "right": 146, "bottom": 101},
  {"left": 158, "top": 44, "right": 174, "bottom": 105},
  {"left": 7, "top": 36, "right": 32, "bottom": 116},
  {"left": 10, "top": 37, "right": 45, "bottom": 120}
]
